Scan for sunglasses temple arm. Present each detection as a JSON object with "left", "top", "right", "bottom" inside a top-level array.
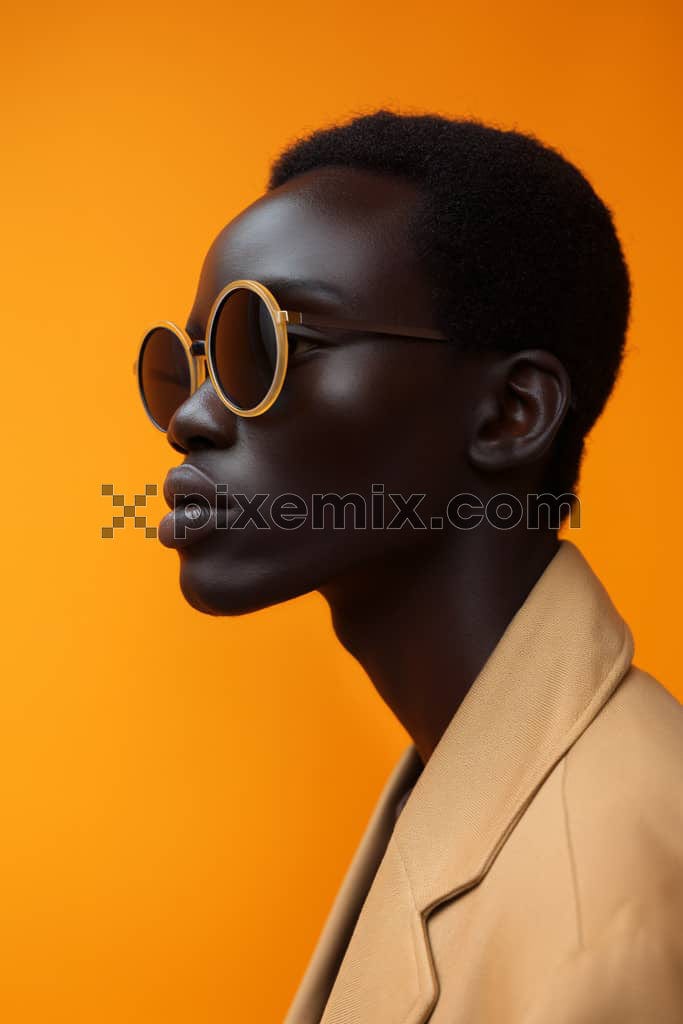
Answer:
[{"left": 289, "top": 311, "right": 448, "bottom": 342}]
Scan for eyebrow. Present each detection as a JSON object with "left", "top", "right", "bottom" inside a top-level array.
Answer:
[{"left": 262, "top": 276, "right": 344, "bottom": 306}]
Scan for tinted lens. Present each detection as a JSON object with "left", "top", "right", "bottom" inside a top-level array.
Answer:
[
  {"left": 209, "top": 288, "right": 278, "bottom": 410},
  {"left": 139, "top": 327, "right": 191, "bottom": 430}
]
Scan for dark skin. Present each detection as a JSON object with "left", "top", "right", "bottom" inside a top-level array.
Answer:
[{"left": 161, "top": 166, "right": 571, "bottom": 765}]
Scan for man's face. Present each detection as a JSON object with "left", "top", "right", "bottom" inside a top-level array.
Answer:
[{"left": 162, "top": 166, "right": 486, "bottom": 615}]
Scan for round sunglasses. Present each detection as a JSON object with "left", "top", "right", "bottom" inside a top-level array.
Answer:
[{"left": 134, "top": 278, "right": 449, "bottom": 430}]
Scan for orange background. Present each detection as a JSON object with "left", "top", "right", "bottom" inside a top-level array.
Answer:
[{"left": 2, "top": 2, "right": 682, "bottom": 1021}]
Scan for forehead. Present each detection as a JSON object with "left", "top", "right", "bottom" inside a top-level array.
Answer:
[{"left": 188, "top": 167, "right": 432, "bottom": 331}]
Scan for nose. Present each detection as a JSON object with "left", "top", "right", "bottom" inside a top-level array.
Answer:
[{"left": 165, "top": 377, "right": 239, "bottom": 454}]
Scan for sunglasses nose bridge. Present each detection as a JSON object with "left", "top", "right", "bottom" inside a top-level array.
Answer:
[{"left": 189, "top": 339, "right": 206, "bottom": 357}]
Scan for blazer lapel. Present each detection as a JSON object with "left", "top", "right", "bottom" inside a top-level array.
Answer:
[
  {"left": 285, "top": 744, "right": 423, "bottom": 1024},
  {"left": 316, "top": 540, "right": 634, "bottom": 1024}
]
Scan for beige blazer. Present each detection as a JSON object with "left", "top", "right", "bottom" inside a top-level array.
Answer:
[{"left": 285, "top": 540, "right": 683, "bottom": 1023}]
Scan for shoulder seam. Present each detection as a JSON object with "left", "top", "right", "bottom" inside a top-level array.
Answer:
[{"left": 561, "top": 752, "right": 585, "bottom": 951}]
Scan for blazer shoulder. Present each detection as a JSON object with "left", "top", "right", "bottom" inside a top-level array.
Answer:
[
  {"left": 580, "top": 664, "right": 683, "bottom": 773},
  {"left": 564, "top": 663, "right": 683, "bottom": 824},
  {"left": 560, "top": 665, "right": 683, "bottom": 946}
]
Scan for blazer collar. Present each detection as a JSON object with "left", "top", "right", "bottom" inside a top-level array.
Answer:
[
  {"left": 393, "top": 539, "right": 634, "bottom": 915},
  {"left": 300, "top": 540, "right": 634, "bottom": 1024}
]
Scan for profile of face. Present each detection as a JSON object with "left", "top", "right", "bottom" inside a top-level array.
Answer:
[{"left": 160, "top": 166, "right": 567, "bottom": 616}]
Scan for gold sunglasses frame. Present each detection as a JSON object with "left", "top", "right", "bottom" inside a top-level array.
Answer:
[{"left": 135, "top": 278, "right": 449, "bottom": 429}]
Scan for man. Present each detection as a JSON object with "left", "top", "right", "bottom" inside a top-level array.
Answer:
[{"left": 138, "top": 110, "right": 683, "bottom": 1021}]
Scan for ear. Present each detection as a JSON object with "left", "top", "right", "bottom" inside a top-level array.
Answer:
[{"left": 468, "top": 350, "right": 572, "bottom": 473}]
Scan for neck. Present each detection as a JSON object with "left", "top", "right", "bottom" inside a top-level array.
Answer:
[{"left": 319, "top": 526, "right": 560, "bottom": 765}]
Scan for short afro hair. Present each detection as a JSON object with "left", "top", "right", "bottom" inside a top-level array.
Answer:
[{"left": 268, "top": 109, "right": 631, "bottom": 501}]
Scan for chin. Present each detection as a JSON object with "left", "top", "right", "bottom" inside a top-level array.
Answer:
[{"left": 176, "top": 550, "right": 318, "bottom": 617}]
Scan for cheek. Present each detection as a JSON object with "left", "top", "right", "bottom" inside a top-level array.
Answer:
[{"left": 301, "top": 344, "right": 466, "bottom": 497}]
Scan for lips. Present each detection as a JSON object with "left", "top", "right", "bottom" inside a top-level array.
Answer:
[
  {"left": 163, "top": 463, "right": 226, "bottom": 510},
  {"left": 159, "top": 463, "right": 233, "bottom": 550}
]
